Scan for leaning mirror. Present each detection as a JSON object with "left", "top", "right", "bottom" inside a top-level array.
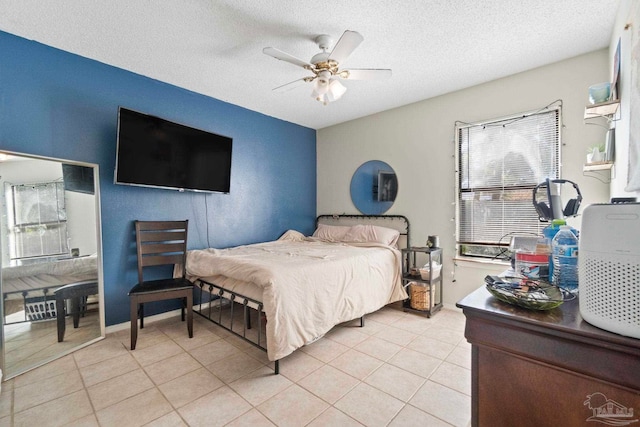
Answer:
[
  {"left": 0, "top": 151, "right": 104, "bottom": 380},
  {"left": 350, "top": 160, "right": 398, "bottom": 215}
]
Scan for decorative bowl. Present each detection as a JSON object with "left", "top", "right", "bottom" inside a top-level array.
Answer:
[
  {"left": 486, "top": 280, "right": 568, "bottom": 311},
  {"left": 588, "top": 82, "right": 611, "bottom": 104}
]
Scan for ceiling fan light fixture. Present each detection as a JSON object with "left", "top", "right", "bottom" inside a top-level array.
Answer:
[{"left": 326, "top": 79, "right": 347, "bottom": 102}]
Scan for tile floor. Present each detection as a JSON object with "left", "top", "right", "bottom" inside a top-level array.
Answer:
[{"left": 0, "top": 304, "right": 471, "bottom": 427}]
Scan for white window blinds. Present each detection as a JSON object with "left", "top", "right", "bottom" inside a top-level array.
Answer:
[{"left": 457, "top": 108, "right": 560, "bottom": 255}]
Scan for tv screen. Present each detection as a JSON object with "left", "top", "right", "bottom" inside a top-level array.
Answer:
[
  {"left": 115, "top": 107, "right": 232, "bottom": 193},
  {"left": 62, "top": 164, "right": 95, "bottom": 194}
]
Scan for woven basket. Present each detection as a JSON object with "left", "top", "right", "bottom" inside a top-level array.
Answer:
[{"left": 409, "top": 283, "right": 434, "bottom": 311}]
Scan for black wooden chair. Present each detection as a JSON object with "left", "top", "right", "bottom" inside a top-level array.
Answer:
[
  {"left": 54, "top": 280, "right": 99, "bottom": 342},
  {"left": 128, "top": 220, "right": 193, "bottom": 350}
]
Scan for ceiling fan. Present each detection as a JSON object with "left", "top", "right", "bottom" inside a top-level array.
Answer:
[{"left": 263, "top": 30, "right": 392, "bottom": 105}]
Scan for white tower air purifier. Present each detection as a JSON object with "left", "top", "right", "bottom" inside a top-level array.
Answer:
[{"left": 579, "top": 203, "right": 640, "bottom": 339}]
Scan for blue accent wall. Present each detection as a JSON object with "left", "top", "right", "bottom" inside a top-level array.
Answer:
[{"left": 0, "top": 31, "right": 317, "bottom": 326}]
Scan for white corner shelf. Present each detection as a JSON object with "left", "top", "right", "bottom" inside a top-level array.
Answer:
[
  {"left": 584, "top": 100, "right": 620, "bottom": 121},
  {"left": 583, "top": 161, "right": 614, "bottom": 172}
]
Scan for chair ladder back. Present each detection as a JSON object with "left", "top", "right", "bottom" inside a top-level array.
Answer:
[{"left": 135, "top": 220, "right": 189, "bottom": 283}]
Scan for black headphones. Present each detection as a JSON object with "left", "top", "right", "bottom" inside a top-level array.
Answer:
[{"left": 533, "top": 178, "right": 582, "bottom": 221}]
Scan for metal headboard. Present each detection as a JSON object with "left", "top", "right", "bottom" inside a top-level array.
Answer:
[{"left": 316, "top": 214, "right": 411, "bottom": 250}]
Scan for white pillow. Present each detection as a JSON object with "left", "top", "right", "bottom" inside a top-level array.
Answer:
[
  {"left": 312, "top": 224, "right": 352, "bottom": 242},
  {"left": 343, "top": 224, "right": 400, "bottom": 247}
]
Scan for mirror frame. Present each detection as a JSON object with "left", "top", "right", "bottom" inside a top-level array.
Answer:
[
  {"left": 350, "top": 160, "right": 398, "bottom": 215},
  {"left": 0, "top": 150, "right": 105, "bottom": 380}
]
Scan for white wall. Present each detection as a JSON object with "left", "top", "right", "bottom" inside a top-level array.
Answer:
[
  {"left": 610, "top": 0, "right": 640, "bottom": 199},
  {"left": 317, "top": 50, "right": 611, "bottom": 307}
]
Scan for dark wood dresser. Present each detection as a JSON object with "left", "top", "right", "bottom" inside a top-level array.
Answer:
[{"left": 456, "top": 286, "right": 640, "bottom": 427}]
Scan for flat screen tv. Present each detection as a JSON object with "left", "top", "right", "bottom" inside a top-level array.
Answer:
[{"left": 115, "top": 107, "right": 232, "bottom": 193}]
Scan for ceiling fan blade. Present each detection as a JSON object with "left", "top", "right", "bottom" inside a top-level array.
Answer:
[
  {"left": 327, "top": 30, "right": 364, "bottom": 64},
  {"left": 340, "top": 69, "right": 392, "bottom": 80},
  {"left": 263, "top": 47, "right": 314, "bottom": 69},
  {"left": 273, "top": 78, "right": 310, "bottom": 93}
]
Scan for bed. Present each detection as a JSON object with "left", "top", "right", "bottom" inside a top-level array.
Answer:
[
  {"left": 184, "top": 214, "right": 410, "bottom": 373},
  {"left": 2, "top": 254, "right": 98, "bottom": 323}
]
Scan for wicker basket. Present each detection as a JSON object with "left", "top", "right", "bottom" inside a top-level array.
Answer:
[{"left": 409, "top": 282, "right": 435, "bottom": 311}]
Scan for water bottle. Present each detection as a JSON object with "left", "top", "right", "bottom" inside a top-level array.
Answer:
[
  {"left": 542, "top": 219, "right": 567, "bottom": 279},
  {"left": 551, "top": 225, "right": 579, "bottom": 293}
]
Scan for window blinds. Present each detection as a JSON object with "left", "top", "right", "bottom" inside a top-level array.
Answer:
[{"left": 457, "top": 109, "right": 560, "bottom": 247}]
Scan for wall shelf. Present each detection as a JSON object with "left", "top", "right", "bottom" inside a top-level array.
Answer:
[
  {"left": 584, "top": 100, "right": 620, "bottom": 121},
  {"left": 583, "top": 161, "right": 614, "bottom": 172}
]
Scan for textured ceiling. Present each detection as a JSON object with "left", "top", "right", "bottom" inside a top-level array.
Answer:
[{"left": 0, "top": 0, "right": 620, "bottom": 129}]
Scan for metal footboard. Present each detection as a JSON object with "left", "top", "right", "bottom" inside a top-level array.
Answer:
[{"left": 194, "top": 279, "right": 280, "bottom": 374}]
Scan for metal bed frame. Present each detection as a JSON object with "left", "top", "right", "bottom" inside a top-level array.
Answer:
[{"left": 192, "top": 214, "right": 410, "bottom": 374}]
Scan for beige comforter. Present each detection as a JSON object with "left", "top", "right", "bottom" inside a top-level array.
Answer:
[{"left": 184, "top": 231, "right": 407, "bottom": 361}]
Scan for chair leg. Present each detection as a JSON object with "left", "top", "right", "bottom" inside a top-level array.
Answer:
[
  {"left": 186, "top": 291, "right": 193, "bottom": 338},
  {"left": 140, "top": 303, "right": 144, "bottom": 329},
  {"left": 130, "top": 298, "right": 139, "bottom": 350},
  {"left": 181, "top": 297, "right": 186, "bottom": 322}
]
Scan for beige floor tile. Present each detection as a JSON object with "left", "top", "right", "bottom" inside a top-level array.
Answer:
[
  {"left": 206, "top": 352, "right": 264, "bottom": 383},
  {"left": 307, "top": 407, "right": 364, "bottom": 426},
  {"left": 188, "top": 339, "right": 240, "bottom": 366},
  {"left": 123, "top": 327, "right": 171, "bottom": 351},
  {"left": 388, "top": 348, "right": 443, "bottom": 378},
  {"left": 391, "top": 314, "right": 434, "bottom": 335},
  {"left": 96, "top": 388, "right": 173, "bottom": 427},
  {"left": 144, "top": 352, "right": 202, "bottom": 385},
  {"left": 229, "top": 366, "right": 292, "bottom": 406},
  {"left": 178, "top": 386, "right": 251, "bottom": 427},
  {"left": 225, "top": 408, "right": 276, "bottom": 427},
  {"left": 14, "top": 389, "right": 93, "bottom": 427},
  {"left": 11, "top": 354, "right": 77, "bottom": 388},
  {"left": 364, "top": 364, "right": 426, "bottom": 402},
  {"left": 14, "top": 368, "right": 84, "bottom": 413},
  {"left": 326, "top": 326, "right": 369, "bottom": 348},
  {"left": 172, "top": 326, "right": 222, "bottom": 351},
  {"left": 0, "top": 388, "right": 11, "bottom": 419},
  {"left": 3, "top": 304, "right": 472, "bottom": 427},
  {"left": 354, "top": 335, "right": 403, "bottom": 361},
  {"left": 278, "top": 349, "right": 324, "bottom": 382},
  {"left": 299, "top": 336, "right": 349, "bottom": 363},
  {"left": 143, "top": 411, "right": 187, "bottom": 427},
  {"left": 335, "top": 382, "right": 404, "bottom": 426},
  {"left": 73, "top": 336, "right": 130, "bottom": 368},
  {"left": 426, "top": 327, "right": 465, "bottom": 346},
  {"left": 65, "top": 414, "right": 100, "bottom": 427},
  {"left": 258, "top": 384, "right": 329, "bottom": 427},
  {"left": 356, "top": 318, "right": 388, "bottom": 336},
  {"left": 87, "top": 368, "right": 154, "bottom": 411},
  {"left": 365, "top": 308, "right": 406, "bottom": 325},
  {"left": 131, "top": 340, "right": 185, "bottom": 367},
  {"left": 409, "top": 381, "right": 471, "bottom": 427},
  {"left": 329, "top": 348, "right": 384, "bottom": 380},
  {"left": 429, "top": 362, "right": 471, "bottom": 396},
  {"left": 158, "top": 367, "right": 223, "bottom": 408},
  {"left": 407, "top": 335, "right": 456, "bottom": 360},
  {"left": 445, "top": 346, "right": 472, "bottom": 370},
  {"left": 388, "top": 404, "right": 452, "bottom": 426},
  {"left": 374, "top": 324, "right": 418, "bottom": 346},
  {"left": 79, "top": 353, "right": 140, "bottom": 387},
  {"left": 298, "top": 365, "right": 360, "bottom": 404}
]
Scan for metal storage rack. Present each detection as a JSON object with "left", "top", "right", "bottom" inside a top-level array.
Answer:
[{"left": 401, "top": 246, "right": 443, "bottom": 317}]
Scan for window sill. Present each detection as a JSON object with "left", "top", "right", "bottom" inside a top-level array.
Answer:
[{"left": 454, "top": 256, "right": 510, "bottom": 268}]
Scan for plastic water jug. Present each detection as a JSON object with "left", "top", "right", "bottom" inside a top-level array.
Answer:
[{"left": 552, "top": 225, "right": 579, "bottom": 293}]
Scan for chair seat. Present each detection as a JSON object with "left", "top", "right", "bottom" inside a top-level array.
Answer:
[{"left": 129, "top": 277, "right": 193, "bottom": 296}]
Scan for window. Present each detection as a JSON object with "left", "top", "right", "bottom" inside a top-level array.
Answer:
[
  {"left": 6, "top": 181, "right": 69, "bottom": 262},
  {"left": 455, "top": 106, "right": 561, "bottom": 260}
]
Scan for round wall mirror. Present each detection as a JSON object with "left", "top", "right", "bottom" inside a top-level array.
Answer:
[{"left": 350, "top": 160, "right": 398, "bottom": 215}]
